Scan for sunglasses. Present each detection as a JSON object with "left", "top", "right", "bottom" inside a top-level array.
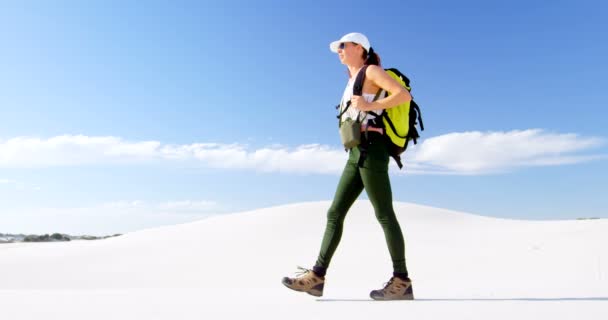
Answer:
[{"left": 338, "top": 42, "right": 357, "bottom": 50}]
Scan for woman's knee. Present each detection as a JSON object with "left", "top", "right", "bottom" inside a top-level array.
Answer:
[
  {"left": 326, "top": 207, "right": 347, "bottom": 225},
  {"left": 374, "top": 209, "right": 398, "bottom": 226}
]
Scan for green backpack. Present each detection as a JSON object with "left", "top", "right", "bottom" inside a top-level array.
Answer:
[{"left": 339, "top": 65, "right": 424, "bottom": 169}]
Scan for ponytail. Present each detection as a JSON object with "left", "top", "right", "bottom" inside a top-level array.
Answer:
[
  {"left": 347, "top": 45, "right": 382, "bottom": 77},
  {"left": 363, "top": 47, "right": 381, "bottom": 66}
]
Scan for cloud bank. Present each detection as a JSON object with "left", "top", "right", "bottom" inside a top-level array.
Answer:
[
  {"left": 0, "top": 130, "right": 604, "bottom": 175},
  {"left": 407, "top": 129, "right": 605, "bottom": 174},
  {"left": 1, "top": 200, "right": 222, "bottom": 235}
]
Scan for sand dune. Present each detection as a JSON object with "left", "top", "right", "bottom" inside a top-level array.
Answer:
[{"left": 1, "top": 201, "right": 607, "bottom": 319}]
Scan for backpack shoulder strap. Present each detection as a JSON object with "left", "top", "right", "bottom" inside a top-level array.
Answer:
[
  {"left": 352, "top": 65, "right": 371, "bottom": 168},
  {"left": 352, "top": 65, "right": 369, "bottom": 96},
  {"left": 338, "top": 65, "right": 369, "bottom": 126}
]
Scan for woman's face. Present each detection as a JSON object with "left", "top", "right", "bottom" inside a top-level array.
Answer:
[{"left": 337, "top": 42, "right": 362, "bottom": 65}]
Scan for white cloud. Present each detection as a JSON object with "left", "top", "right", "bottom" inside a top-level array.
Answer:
[
  {"left": 406, "top": 129, "right": 605, "bottom": 174},
  {"left": 0, "top": 178, "right": 40, "bottom": 191},
  {"left": 159, "top": 200, "right": 219, "bottom": 212},
  {"left": 0, "top": 135, "right": 348, "bottom": 173},
  {"left": 100, "top": 200, "right": 220, "bottom": 213},
  {"left": 0, "top": 135, "right": 162, "bottom": 167},
  {"left": 0, "top": 130, "right": 604, "bottom": 175},
  {"left": 1, "top": 200, "right": 223, "bottom": 235}
]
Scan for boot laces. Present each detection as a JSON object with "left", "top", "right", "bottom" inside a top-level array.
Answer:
[
  {"left": 295, "top": 266, "right": 312, "bottom": 278},
  {"left": 382, "top": 277, "right": 396, "bottom": 290}
]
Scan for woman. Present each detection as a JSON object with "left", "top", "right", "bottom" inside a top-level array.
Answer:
[{"left": 282, "top": 33, "right": 414, "bottom": 300}]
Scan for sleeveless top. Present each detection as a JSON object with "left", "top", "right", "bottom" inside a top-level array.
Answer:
[{"left": 338, "top": 69, "right": 384, "bottom": 126}]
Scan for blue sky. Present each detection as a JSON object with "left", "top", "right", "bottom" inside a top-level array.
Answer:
[{"left": 1, "top": 0, "right": 607, "bottom": 234}]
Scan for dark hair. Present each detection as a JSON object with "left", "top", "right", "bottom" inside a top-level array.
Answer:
[
  {"left": 346, "top": 44, "right": 382, "bottom": 77},
  {"left": 363, "top": 47, "right": 381, "bottom": 66}
]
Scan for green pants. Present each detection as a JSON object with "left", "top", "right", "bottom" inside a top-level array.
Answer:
[{"left": 315, "top": 134, "right": 408, "bottom": 275}]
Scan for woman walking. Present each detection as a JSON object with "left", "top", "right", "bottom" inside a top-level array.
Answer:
[{"left": 281, "top": 33, "right": 414, "bottom": 300}]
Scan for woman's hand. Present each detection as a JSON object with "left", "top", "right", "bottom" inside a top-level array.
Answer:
[{"left": 351, "top": 95, "right": 371, "bottom": 111}]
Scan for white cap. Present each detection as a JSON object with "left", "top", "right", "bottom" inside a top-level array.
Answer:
[{"left": 329, "top": 32, "right": 371, "bottom": 53}]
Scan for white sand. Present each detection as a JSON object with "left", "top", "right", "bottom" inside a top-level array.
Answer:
[{"left": 1, "top": 201, "right": 606, "bottom": 319}]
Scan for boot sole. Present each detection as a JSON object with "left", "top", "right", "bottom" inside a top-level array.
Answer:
[
  {"left": 370, "top": 293, "right": 414, "bottom": 301},
  {"left": 282, "top": 278, "right": 323, "bottom": 297},
  {"left": 370, "top": 285, "right": 414, "bottom": 301}
]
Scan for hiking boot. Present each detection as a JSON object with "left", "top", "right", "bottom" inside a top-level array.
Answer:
[
  {"left": 282, "top": 267, "right": 325, "bottom": 297},
  {"left": 370, "top": 276, "right": 414, "bottom": 300}
]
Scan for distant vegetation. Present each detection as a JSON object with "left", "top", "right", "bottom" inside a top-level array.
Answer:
[{"left": 0, "top": 233, "right": 122, "bottom": 243}]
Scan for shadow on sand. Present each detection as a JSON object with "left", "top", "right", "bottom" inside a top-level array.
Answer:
[{"left": 317, "top": 297, "right": 608, "bottom": 302}]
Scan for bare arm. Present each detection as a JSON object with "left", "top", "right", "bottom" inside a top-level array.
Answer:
[{"left": 351, "top": 65, "right": 412, "bottom": 112}]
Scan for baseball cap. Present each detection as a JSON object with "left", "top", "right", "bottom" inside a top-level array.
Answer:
[{"left": 329, "top": 32, "right": 371, "bottom": 53}]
